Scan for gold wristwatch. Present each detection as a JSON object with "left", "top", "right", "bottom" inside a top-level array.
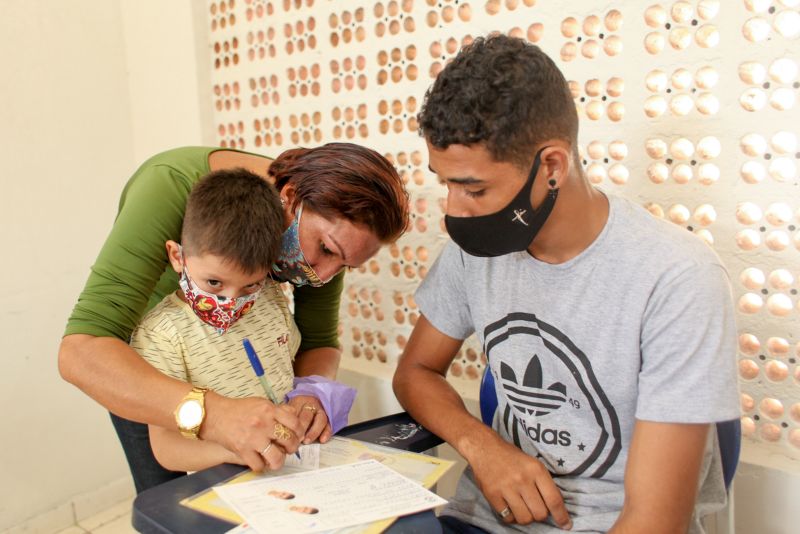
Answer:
[{"left": 174, "top": 387, "right": 208, "bottom": 439}]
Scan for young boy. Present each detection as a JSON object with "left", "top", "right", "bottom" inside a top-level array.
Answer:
[{"left": 130, "top": 168, "right": 300, "bottom": 472}]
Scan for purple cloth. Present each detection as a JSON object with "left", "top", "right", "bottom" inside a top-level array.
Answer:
[{"left": 285, "top": 375, "right": 357, "bottom": 434}]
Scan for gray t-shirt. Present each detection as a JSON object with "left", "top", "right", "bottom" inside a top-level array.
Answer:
[{"left": 416, "top": 194, "right": 740, "bottom": 533}]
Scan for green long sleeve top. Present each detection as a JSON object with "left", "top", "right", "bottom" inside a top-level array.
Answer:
[{"left": 64, "top": 146, "right": 343, "bottom": 351}]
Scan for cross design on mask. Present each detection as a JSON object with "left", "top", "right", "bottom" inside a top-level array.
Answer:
[{"left": 512, "top": 209, "right": 529, "bottom": 226}]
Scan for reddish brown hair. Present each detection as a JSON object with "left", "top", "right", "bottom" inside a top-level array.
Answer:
[{"left": 268, "top": 143, "right": 409, "bottom": 243}]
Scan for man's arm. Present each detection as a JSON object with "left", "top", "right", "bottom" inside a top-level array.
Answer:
[
  {"left": 392, "top": 316, "right": 483, "bottom": 454},
  {"left": 393, "top": 315, "right": 571, "bottom": 529},
  {"left": 610, "top": 420, "right": 710, "bottom": 534}
]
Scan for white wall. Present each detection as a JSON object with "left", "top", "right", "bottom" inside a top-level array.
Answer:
[
  {"left": 735, "top": 449, "right": 800, "bottom": 534},
  {"left": 0, "top": 1, "right": 209, "bottom": 531},
  {"left": 118, "top": 0, "right": 214, "bottom": 163}
]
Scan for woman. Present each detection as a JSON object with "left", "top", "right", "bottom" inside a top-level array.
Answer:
[{"left": 58, "top": 144, "right": 408, "bottom": 493}]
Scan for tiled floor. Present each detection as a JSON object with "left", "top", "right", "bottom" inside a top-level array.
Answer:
[{"left": 54, "top": 498, "right": 136, "bottom": 534}]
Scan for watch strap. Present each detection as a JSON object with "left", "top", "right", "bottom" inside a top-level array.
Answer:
[{"left": 175, "top": 386, "right": 208, "bottom": 439}]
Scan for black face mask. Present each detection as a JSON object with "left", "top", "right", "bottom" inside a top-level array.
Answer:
[{"left": 444, "top": 148, "right": 558, "bottom": 257}]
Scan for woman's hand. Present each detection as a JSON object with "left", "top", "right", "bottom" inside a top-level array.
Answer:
[
  {"left": 201, "top": 392, "right": 303, "bottom": 472},
  {"left": 287, "top": 395, "right": 332, "bottom": 444}
]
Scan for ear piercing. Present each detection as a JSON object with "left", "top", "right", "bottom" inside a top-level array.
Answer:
[{"left": 548, "top": 179, "right": 557, "bottom": 187}]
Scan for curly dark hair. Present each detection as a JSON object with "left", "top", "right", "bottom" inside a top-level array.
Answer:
[{"left": 418, "top": 34, "right": 578, "bottom": 168}]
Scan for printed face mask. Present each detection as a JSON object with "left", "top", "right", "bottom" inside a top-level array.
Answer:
[
  {"left": 444, "top": 147, "right": 558, "bottom": 257},
  {"left": 178, "top": 252, "right": 262, "bottom": 334},
  {"left": 271, "top": 203, "right": 327, "bottom": 287}
]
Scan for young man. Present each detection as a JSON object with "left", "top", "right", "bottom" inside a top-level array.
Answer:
[{"left": 393, "top": 35, "right": 739, "bottom": 533}]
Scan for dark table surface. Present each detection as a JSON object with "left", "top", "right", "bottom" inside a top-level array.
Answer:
[{"left": 132, "top": 412, "right": 444, "bottom": 534}]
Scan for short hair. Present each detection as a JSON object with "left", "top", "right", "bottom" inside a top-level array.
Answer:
[
  {"left": 182, "top": 168, "right": 283, "bottom": 273},
  {"left": 418, "top": 34, "right": 579, "bottom": 168},
  {"left": 268, "top": 143, "right": 409, "bottom": 243}
]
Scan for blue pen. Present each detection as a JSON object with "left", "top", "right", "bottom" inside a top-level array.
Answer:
[{"left": 243, "top": 337, "right": 301, "bottom": 460}]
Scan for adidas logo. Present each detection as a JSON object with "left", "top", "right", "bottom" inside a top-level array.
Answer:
[
  {"left": 501, "top": 355, "right": 567, "bottom": 417},
  {"left": 519, "top": 420, "right": 572, "bottom": 446},
  {"left": 484, "top": 312, "right": 622, "bottom": 477}
]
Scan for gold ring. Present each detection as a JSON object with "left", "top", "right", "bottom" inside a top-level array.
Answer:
[
  {"left": 273, "top": 422, "right": 293, "bottom": 440},
  {"left": 499, "top": 507, "right": 512, "bottom": 519},
  {"left": 260, "top": 443, "right": 273, "bottom": 456},
  {"left": 302, "top": 405, "right": 317, "bottom": 413}
]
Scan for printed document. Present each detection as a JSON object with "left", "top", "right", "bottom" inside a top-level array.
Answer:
[
  {"left": 214, "top": 460, "right": 447, "bottom": 533},
  {"left": 181, "top": 436, "right": 452, "bottom": 530}
]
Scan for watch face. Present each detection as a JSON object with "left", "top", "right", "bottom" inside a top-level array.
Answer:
[{"left": 178, "top": 400, "right": 203, "bottom": 427}]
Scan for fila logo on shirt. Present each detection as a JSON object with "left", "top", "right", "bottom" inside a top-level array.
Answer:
[{"left": 483, "top": 312, "right": 622, "bottom": 478}]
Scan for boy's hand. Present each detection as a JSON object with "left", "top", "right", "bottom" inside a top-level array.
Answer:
[
  {"left": 201, "top": 392, "right": 303, "bottom": 472},
  {"left": 288, "top": 395, "right": 332, "bottom": 444}
]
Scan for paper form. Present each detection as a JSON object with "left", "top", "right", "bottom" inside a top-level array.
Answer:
[
  {"left": 284, "top": 443, "right": 321, "bottom": 469},
  {"left": 182, "top": 436, "right": 453, "bottom": 532},
  {"left": 214, "top": 460, "right": 447, "bottom": 534}
]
